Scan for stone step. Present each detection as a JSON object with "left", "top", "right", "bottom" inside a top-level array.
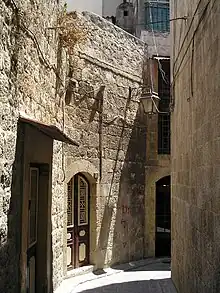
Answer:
[{"left": 65, "top": 265, "right": 95, "bottom": 279}]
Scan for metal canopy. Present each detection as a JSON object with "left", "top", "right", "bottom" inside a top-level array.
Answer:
[{"left": 19, "top": 115, "right": 79, "bottom": 146}]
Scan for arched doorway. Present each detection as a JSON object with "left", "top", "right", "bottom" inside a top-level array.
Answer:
[
  {"left": 155, "top": 176, "right": 171, "bottom": 257},
  {"left": 67, "top": 173, "right": 90, "bottom": 269}
]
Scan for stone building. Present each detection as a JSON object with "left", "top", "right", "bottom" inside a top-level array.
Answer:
[
  {"left": 139, "top": 0, "right": 171, "bottom": 259},
  {"left": 114, "top": 0, "right": 171, "bottom": 259},
  {"left": 116, "top": 0, "right": 135, "bottom": 34},
  {"left": 66, "top": 0, "right": 122, "bottom": 18},
  {"left": 61, "top": 11, "right": 147, "bottom": 278},
  {"left": 0, "top": 0, "right": 173, "bottom": 292},
  {"left": 0, "top": 1, "right": 152, "bottom": 292},
  {"left": 0, "top": 1, "right": 73, "bottom": 292},
  {"left": 171, "top": 0, "right": 220, "bottom": 292}
]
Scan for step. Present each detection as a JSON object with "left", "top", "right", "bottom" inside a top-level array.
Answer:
[{"left": 66, "top": 265, "right": 95, "bottom": 279}]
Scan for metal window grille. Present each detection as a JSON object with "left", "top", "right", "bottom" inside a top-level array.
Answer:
[
  {"left": 158, "top": 60, "right": 170, "bottom": 154},
  {"left": 158, "top": 114, "right": 170, "bottom": 154},
  {"left": 145, "top": 1, "right": 170, "bottom": 32}
]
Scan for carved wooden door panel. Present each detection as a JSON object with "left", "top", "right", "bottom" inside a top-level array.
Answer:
[{"left": 67, "top": 174, "right": 90, "bottom": 269}]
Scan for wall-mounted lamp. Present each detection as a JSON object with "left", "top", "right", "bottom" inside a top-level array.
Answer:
[
  {"left": 140, "top": 90, "right": 160, "bottom": 115},
  {"left": 140, "top": 90, "right": 169, "bottom": 115}
]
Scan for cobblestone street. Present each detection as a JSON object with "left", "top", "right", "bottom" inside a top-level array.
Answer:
[{"left": 56, "top": 259, "right": 177, "bottom": 293}]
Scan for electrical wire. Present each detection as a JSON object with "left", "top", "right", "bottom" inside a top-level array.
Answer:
[
  {"left": 173, "top": 0, "right": 208, "bottom": 72},
  {"left": 171, "top": 0, "right": 218, "bottom": 111}
]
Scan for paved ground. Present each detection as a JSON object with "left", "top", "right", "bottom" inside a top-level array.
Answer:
[{"left": 56, "top": 258, "right": 177, "bottom": 293}]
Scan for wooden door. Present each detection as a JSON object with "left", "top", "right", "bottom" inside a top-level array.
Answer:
[
  {"left": 67, "top": 174, "right": 90, "bottom": 269},
  {"left": 27, "top": 167, "right": 39, "bottom": 293}
]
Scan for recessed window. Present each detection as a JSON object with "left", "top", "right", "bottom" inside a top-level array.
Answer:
[
  {"left": 145, "top": 1, "right": 170, "bottom": 32},
  {"left": 124, "top": 10, "right": 128, "bottom": 16},
  {"left": 158, "top": 60, "right": 170, "bottom": 154}
]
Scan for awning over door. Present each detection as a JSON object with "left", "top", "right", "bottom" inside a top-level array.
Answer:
[{"left": 19, "top": 114, "right": 79, "bottom": 146}]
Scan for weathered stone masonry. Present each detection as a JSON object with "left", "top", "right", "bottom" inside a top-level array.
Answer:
[
  {"left": 0, "top": 2, "right": 147, "bottom": 292},
  {"left": 171, "top": 0, "right": 220, "bottom": 292},
  {"left": 0, "top": 0, "right": 67, "bottom": 291},
  {"left": 63, "top": 12, "right": 146, "bottom": 269}
]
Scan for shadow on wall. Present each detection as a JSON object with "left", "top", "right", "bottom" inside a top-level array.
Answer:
[
  {"left": 0, "top": 122, "right": 24, "bottom": 293},
  {"left": 112, "top": 104, "right": 146, "bottom": 264},
  {"left": 96, "top": 99, "right": 146, "bottom": 267}
]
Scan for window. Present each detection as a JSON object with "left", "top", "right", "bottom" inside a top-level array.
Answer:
[
  {"left": 78, "top": 176, "right": 88, "bottom": 226},
  {"left": 158, "top": 60, "right": 170, "bottom": 154},
  {"left": 124, "top": 10, "right": 128, "bottom": 16},
  {"left": 145, "top": 1, "right": 170, "bottom": 32}
]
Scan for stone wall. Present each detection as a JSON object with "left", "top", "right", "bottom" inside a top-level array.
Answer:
[
  {"left": 64, "top": 12, "right": 146, "bottom": 267},
  {"left": 0, "top": 0, "right": 67, "bottom": 291},
  {"left": 0, "top": 2, "right": 148, "bottom": 291},
  {"left": 171, "top": 0, "right": 220, "bottom": 292}
]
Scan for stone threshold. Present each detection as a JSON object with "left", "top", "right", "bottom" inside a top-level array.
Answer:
[{"left": 65, "top": 265, "right": 95, "bottom": 279}]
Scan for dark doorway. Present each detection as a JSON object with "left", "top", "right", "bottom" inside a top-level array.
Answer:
[
  {"left": 67, "top": 173, "right": 90, "bottom": 269},
  {"left": 155, "top": 176, "right": 171, "bottom": 257}
]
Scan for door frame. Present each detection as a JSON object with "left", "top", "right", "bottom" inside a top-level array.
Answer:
[
  {"left": 67, "top": 173, "right": 90, "bottom": 270},
  {"left": 64, "top": 160, "right": 99, "bottom": 274},
  {"left": 155, "top": 175, "right": 171, "bottom": 257},
  {"left": 20, "top": 123, "right": 53, "bottom": 293},
  {"left": 144, "top": 169, "right": 171, "bottom": 258}
]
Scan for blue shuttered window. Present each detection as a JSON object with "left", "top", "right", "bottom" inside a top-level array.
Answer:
[{"left": 145, "top": 1, "right": 170, "bottom": 32}]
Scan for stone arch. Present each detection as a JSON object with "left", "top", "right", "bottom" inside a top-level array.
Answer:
[
  {"left": 148, "top": 168, "right": 171, "bottom": 187},
  {"left": 65, "top": 159, "right": 99, "bottom": 185},
  {"left": 63, "top": 159, "right": 99, "bottom": 276}
]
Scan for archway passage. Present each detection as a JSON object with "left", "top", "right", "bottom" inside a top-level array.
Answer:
[
  {"left": 155, "top": 176, "right": 171, "bottom": 257},
  {"left": 67, "top": 173, "right": 90, "bottom": 269}
]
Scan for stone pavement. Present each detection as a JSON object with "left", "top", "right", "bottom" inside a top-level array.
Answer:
[{"left": 55, "top": 258, "right": 177, "bottom": 293}]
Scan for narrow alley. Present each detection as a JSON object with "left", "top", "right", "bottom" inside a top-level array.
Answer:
[
  {"left": 57, "top": 259, "right": 177, "bottom": 293},
  {"left": 1, "top": 0, "right": 220, "bottom": 292}
]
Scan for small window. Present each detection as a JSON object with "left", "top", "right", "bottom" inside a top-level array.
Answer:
[
  {"left": 124, "top": 10, "right": 128, "bottom": 16},
  {"left": 145, "top": 1, "right": 170, "bottom": 32}
]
